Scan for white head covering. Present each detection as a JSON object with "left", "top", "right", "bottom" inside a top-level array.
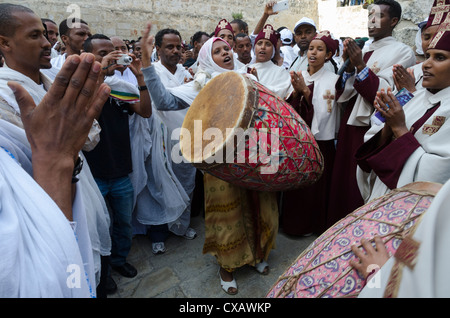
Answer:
[
  {"left": 169, "top": 37, "right": 251, "bottom": 105},
  {"left": 415, "top": 18, "right": 428, "bottom": 55},
  {"left": 194, "top": 37, "right": 235, "bottom": 89},
  {"left": 280, "top": 28, "right": 293, "bottom": 45}
]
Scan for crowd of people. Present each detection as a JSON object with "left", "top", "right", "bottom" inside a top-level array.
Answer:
[{"left": 0, "top": 0, "right": 449, "bottom": 298}]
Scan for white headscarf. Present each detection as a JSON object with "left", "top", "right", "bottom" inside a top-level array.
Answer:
[
  {"left": 169, "top": 37, "right": 241, "bottom": 105},
  {"left": 193, "top": 37, "right": 236, "bottom": 89}
]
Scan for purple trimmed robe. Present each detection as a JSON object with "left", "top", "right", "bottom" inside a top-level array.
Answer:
[
  {"left": 281, "top": 84, "right": 336, "bottom": 235},
  {"left": 326, "top": 51, "right": 379, "bottom": 227}
]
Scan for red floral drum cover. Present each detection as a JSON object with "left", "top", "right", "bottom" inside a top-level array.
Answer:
[
  {"left": 180, "top": 71, "right": 323, "bottom": 192},
  {"left": 266, "top": 182, "right": 442, "bottom": 298}
]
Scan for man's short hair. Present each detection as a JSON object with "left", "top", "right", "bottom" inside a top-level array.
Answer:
[
  {"left": 231, "top": 19, "right": 248, "bottom": 33},
  {"left": 0, "top": 3, "right": 34, "bottom": 37},
  {"left": 235, "top": 33, "right": 249, "bottom": 40},
  {"left": 191, "top": 31, "right": 209, "bottom": 45},
  {"left": 374, "top": 0, "right": 402, "bottom": 21},
  {"left": 83, "top": 34, "right": 111, "bottom": 53},
  {"left": 41, "top": 18, "right": 57, "bottom": 26},
  {"left": 59, "top": 18, "right": 89, "bottom": 37},
  {"left": 155, "top": 29, "right": 182, "bottom": 48}
]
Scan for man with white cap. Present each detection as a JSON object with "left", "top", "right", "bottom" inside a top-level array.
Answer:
[
  {"left": 279, "top": 28, "right": 296, "bottom": 69},
  {"left": 289, "top": 17, "right": 336, "bottom": 73}
]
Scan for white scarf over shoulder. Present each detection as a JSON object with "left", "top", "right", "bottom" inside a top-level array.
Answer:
[
  {"left": 339, "top": 37, "right": 416, "bottom": 126},
  {"left": 133, "top": 61, "right": 191, "bottom": 227},
  {"left": 0, "top": 64, "right": 101, "bottom": 151},
  {"left": 0, "top": 127, "right": 93, "bottom": 297},
  {"left": 246, "top": 60, "right": 294, "bottom": 100},
  {"left": 0, "top": 65, "right": 111, "bottom": 289}
]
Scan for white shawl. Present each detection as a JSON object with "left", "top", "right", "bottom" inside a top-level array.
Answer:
[
  {"left": 0, "top": 65, "right": 101, "bottom": 151},
  {"left": 339, "top": 36, "right": 416, "bottom": 127},
  {"left": 0, "top": 66, "right": 111, "bottom": 287},
  {"left": 357, "top": 87, "right": 450, "bottom": 203},
  {"left": 245, "top": 60, "right": 294, "bottom": 100},
  {"left": 133, "top": 62, "right": 192, "bottom": 227},
  {"left": 0, "top": 129, "right": 93, "bottom": 297}
]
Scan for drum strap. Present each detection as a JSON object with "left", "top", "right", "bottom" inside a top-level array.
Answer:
[
  {"left": 246, "top": 79, "right": 261, "bottom": 130},
  {"left": 383, "top": 214, "right": 424, "bottom": 298}
]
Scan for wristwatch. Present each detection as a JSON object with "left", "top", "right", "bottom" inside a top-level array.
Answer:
[
  {"left": 72, "top": 155, "right": 83, "bottom": 183},
  {"left": 138, "top": 85, "right": 148, "bottom": 91}
]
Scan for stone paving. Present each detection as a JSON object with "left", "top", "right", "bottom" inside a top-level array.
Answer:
[{"left": 109, "top": 214, "right": 317, "bottom": 298}]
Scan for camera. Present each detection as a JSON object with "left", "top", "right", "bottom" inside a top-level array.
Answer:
[{"left": 117, "top": 54, "right": 133, "bottom": 65}]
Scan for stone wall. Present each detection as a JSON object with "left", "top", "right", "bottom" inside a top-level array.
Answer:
[
  {"left": 7, "top": 0, "right": 316, "bottom": 43},
  {"left": 319, "top": 0, "right": 433, "bottom": 47},
  {"left": 8, "top": 0, "right": 432, "bottom": 47}
]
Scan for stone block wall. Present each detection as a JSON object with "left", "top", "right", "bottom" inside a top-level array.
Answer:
[
  {"left": 7, "top": 0, "right": 317, "bottom": 43},
  {"left": 7, "top": 0, "right": 432, "bottom": 47}
]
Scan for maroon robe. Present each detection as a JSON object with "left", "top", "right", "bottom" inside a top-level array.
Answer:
[
  {"left": 281, "top": 84, "right": 336, "bottom": 235},
  {"left": 326, "top": 51, "right": 379, "bottom": 228}
]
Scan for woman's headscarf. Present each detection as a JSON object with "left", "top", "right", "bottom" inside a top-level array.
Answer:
[
  {"left": 194, "top": 37, "right": 235, "bottom": 89},
  {"left": 169, "top": 37, "right": 237, "bottom": 105}
]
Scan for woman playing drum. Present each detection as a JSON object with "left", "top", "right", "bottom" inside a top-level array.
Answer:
[{"left": 140, "top": 23, "right": 279, "bottom": 295}]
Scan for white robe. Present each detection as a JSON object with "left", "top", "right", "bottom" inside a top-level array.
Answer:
[
  {"left": 245, "top": 60, "right": 294, "bottom": 99},
  {"left": 134, "top": 62, "right": 194, "bottom": 235},
  {"left": 280, "top": 45, "right": 296, "bottom": 70},
  {"left": 357, "top": 86, "right": 450, "bottom": 203},
  {"left": 114, "top": 67, "right": 138, "bottom": 86},
  {"left": 302, "top": 67, "right": 340, "bottom": 141},
  {"left": 289, "top": 53, "right": 336, "bottom": 74},
  {"left": 359, "top": 178, "right": 450, "bottom": 298},
  {"left": 0, "top": 135, "right": 94, "bottom": 297},
  {"left": 0, "top": 66, "right": 111, "bottom": 289},
  {"left": 339, "top": 36, "right": 416, "bottom": 127}
]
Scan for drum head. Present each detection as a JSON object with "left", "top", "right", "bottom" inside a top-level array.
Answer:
[{"left": 180, "top": 71, "right": 255, "bottom": 163}]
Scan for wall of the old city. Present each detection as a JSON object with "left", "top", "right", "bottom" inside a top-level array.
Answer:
[
  {"left": 7, "top": 0, "right": 316, "bottom": 43},
  {"left": 6, "top": 0, "right": 432, "bottom": 47}
]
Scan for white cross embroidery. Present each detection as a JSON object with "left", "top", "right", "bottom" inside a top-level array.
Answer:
[
  {"left": 218, "top": 20, "right": 228, "bottom": 30},
  {"left": 264, "top": 25, "right": 274, "bottom": 39},
  {"left": 323, "top": 89, "right": 335, "bottom": 113}
]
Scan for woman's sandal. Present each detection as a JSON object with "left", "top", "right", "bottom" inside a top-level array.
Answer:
[
  {"left": 218, "top": 268, "right": 238, "bottom": 295},
  {"left": 255, "top": 260, "right": 270, "bottom": 275}
]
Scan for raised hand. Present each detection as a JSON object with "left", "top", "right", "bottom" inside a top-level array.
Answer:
[
  {"left": 141, "top": 22, "right": 155, "bottom": 68},
  {"left": 7, "top": 53, "right": 110, "bottom": 219},
  {"left": 375, "top": 87, "right": 408, "bottom": 138},
  {"left": 393, "top": 64, "right": 416, "bottom": 93}
]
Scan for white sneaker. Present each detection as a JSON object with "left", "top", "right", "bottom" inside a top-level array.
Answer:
[
  {"left": 183, "top": 227, "right": 197, "bottom": 240},
  {"left": 152, "top": 242, "right": 166, "bottom": 255}
]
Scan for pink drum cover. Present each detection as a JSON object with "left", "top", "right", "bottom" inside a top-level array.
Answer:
[{"left": 267, "top": 182, "right": 442, "bottom": 298}]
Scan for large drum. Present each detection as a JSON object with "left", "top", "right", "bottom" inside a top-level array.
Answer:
[
  {"left": 266, "top": 181, "right": 442, "bottom": 298},
  {"left": 179, "top": 71, "right": 323, "bottom": 192}
]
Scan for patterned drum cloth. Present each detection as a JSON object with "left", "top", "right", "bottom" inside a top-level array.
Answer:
[
  {"left": 180, "top": 71, "right": 323, "bottom": 192},
  {"left": 266, "top": 182, "right": 442, "bottom": 298}
]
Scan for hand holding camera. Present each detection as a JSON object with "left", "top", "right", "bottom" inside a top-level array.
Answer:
[
  {"left": 117, "top": 54, "right": 133, "bottom": 65},
  {"left": 101, "top": 50, "right": 133, "bottom": 76}
]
